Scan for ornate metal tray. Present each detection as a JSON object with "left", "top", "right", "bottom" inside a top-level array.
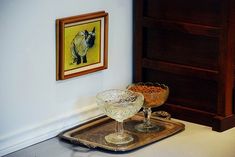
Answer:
[{"left": 59, "top": 113, "right": 184, "bottom": 152}]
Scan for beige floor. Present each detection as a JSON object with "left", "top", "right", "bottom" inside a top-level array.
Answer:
[{"left": 4, "top": 119, "right": 235, "bottom": 157}]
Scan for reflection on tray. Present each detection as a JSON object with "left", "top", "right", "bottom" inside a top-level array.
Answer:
[{"left": 59, "top": 113, "right": 185, "bottom": 152}]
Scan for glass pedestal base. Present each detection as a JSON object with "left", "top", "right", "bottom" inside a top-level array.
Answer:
[
  {"left": 105, "top": 132, "right": 133, "bottom": 145},
  {"left": 135, "top": 123, "right": 163, "bottom": 133}
]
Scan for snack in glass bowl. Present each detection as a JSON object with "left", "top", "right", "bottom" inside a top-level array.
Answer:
[{"left": 127, "top": 82, "right": 169, "bottom": 132}]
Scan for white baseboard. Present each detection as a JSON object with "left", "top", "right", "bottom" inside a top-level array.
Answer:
[{"left": 0, "top": 104, "right": 103, "bottom": 156}]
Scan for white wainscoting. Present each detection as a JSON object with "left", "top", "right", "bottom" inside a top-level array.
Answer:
[{"left": 0, "top": 104, "right": 102, "bottom": 156}]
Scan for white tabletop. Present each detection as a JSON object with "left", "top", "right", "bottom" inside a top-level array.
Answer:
[{"left": 5, "top": 119, "right": 235, "bottom": 157}]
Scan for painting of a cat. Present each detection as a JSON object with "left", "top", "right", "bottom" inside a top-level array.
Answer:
[{"left": 71, "top": 27, "right": 96, "bottom": 64}]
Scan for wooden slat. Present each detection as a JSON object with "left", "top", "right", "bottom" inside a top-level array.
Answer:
[
  {"left": 142, "top": 58, "right": 218, "bottom": 80},
  {"left": 143, "top": 17, "right": 221, "bottom": 37},
  {"left": 133, "top": 0, "right": 144, "bottom": 82}
]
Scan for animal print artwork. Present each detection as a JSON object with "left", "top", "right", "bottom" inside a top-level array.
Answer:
[
  {"left": 70, "top": 27, "right": 96, "bottom": 65},
  {"left": 56, "top": 11, "right": 108, "bottom": 80}
]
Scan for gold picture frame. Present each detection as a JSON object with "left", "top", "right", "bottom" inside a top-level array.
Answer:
[{"left": 56, "top": 11, "right": 108, "bottom": 80}]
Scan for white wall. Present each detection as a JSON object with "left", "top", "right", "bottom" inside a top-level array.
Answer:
[{"left": 0, "top": 0, "right": 133, "bottom": 155}]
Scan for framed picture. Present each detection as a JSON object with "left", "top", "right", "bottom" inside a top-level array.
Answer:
[{"left": 56, "top": 11, "right": 108, "bottom": 80}]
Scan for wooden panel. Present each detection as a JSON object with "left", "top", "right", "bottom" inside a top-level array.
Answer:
[
  {"left": 143, "top": 0, "right": 222, "bottom": 26},
  {"left": 158, "top": 103, "right": 216, "bottom": 127},
  {"left": 143, "top": 18, "right": 221, "bottom": 37},
  {"left": 143, "top": 28, "right": 220, "bottom": 70},
  {"left": 216, "top": 0, "right": 234, "bottom": 117},
  {"left": 133, "top": 0, "right": 144, "bottom": 82},
  {"left": 142, "top": 69, "right": 218, "bottom": 113},
  {"left": 142, "top": 58, "right": 218, "bottom": 80},
  {"left": 133, "top": 0, "right": 235, "bottom": 131}
]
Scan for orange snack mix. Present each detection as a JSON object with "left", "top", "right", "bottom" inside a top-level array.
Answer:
[{"left": 128, "top": 84, "right": 168, "bottom": 107}]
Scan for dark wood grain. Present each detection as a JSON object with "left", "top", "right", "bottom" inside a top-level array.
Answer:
[
  {"left": 143, "top": 17, "right": 221, "bottom": 37},
  {"left": 143, "top": 0, "right": 222, "bottom": 26},
  {"left": 142, "top": 58, "right": 218, "bottom": 80},
  {"left": 133, "top": 0, "right": 144, "bottom": 82},
  {"left": 133, "top": 0, "right": 235, "bottom": 131}
]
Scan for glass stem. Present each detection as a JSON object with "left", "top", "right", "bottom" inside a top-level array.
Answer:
[
  {"left": 116, "top": 121, "right": 124, "bottom": 136},
  {"left": 143, "top": 107, "right": 152, "bottom": 126}
]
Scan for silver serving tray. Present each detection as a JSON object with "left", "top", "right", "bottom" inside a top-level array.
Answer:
[{"left": 59, "top": 113, "right": 185, "bottom": 152}]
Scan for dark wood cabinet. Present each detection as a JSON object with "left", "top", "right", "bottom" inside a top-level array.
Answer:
[{"left": 133, "top": 0, "right": 235, "bottom": 131}]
